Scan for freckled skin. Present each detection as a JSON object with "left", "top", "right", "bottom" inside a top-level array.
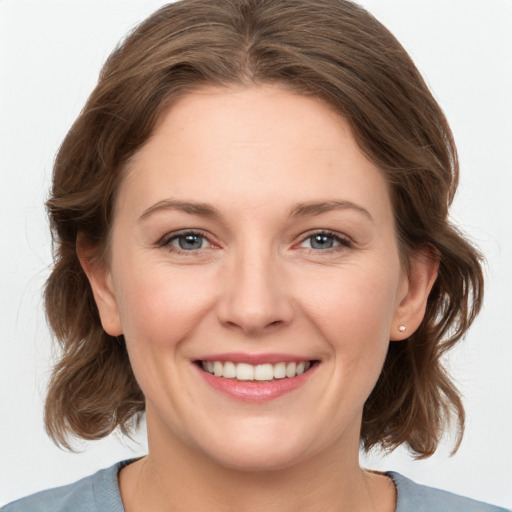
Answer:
[{"left": 83, "top": 85, "right": 436, "bottom": 511}]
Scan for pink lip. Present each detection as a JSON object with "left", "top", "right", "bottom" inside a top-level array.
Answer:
[
  {"left": 197, "top": 352, "right": 313, "bottom": 365},
  {"left": 195, "top": 361, "right": 318, "bottom": 402}
]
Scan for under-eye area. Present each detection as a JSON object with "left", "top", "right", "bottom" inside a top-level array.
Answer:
[{"left": 197, "top": 360, "right": 319, "bottom": 381}]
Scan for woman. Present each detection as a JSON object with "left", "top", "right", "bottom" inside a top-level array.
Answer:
[{"left": 2, "top": 0, "right": 509, "bottom": 510}]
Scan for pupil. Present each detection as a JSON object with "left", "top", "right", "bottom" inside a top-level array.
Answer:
[
  {"left": 311, "top": 234, "right": 333, "bottom": 249},
  {"left": 179, "top": 234, "right": 202, "bottom": 250}
]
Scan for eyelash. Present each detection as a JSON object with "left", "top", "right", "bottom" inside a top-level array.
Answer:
[
  {"left": 159, "top": 229, "right": 353, "bottom": 255},
  {"left": 297, "top": 230, "right": 353, "bottom": 253}
]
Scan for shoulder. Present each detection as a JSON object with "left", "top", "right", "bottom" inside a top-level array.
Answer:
[
  {"left": 1, "top": 460, "right": 131, "bottom": 512},
  {"left": 388, "top": 472, "right": 509, "bottom": 512}
]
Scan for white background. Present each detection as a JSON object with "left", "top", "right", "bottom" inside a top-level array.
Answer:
[{"left": 1, "top": 0, "right": 511, "bottom": 508}]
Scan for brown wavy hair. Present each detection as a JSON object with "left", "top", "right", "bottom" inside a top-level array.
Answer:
[{"left": 44, "top": 0, "right": 483, "bottom": 457}]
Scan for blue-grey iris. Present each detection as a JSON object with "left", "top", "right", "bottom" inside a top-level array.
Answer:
[
  {"left": 310, "top": 234, "right": 334, "bottom": 249},
  {"left": 179, "top": 234, "right": 203, "bottom": 250}
]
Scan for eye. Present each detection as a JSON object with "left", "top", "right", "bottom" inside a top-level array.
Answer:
[
  {"left": 161, "top": 230, "right": 211, "bottom": 253},
  {"left": 299, "top": 231, "right": 351, "bottom": 251}
]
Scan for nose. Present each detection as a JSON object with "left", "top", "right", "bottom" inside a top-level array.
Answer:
[{"left": 216, "top": 247, "right": 294, "bottom": 336}]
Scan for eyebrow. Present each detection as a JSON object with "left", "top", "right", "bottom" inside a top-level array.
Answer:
[
  {"left": 139, "top": 200, "right": 222, "bottom": 221},
  {"left": 139, "top": 199, "right": 373, "bottom": 222},
  {"left": 288, "top": 200, "right": 374, "bottom": 222}
]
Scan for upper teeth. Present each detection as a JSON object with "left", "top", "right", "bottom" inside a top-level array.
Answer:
[{"left": 201, "top": 361, "right": 311, "bottom": 381}]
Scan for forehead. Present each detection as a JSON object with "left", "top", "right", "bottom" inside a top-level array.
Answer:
[{"left": 118, "top": 85, "right": 392, "bottom": 224}]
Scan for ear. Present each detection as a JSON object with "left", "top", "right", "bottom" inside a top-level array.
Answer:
[
  {"left": 76, "top": 233, "right": 123, "bottom": 336},
  {"left": 390, "top": 247, "right": 439, "bottom": 341}
]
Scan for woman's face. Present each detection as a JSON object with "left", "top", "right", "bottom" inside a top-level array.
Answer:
[{"left": 89, "top": 85, "right": 429, "bottom": 471}]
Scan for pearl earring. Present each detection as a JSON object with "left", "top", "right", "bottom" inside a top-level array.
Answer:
[{"left": 398, "top": 325, "right": 406, "bottom": 333}]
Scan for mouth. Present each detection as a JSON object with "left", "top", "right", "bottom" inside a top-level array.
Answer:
[
  {"left": 198, "top": 360, "right": 316, "bottom": 381},
  {"left": 194, "top": 357, "right": 319, "bottom": 401}
]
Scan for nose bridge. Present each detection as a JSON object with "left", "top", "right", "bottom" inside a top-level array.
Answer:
[{"left": 217, "top": 237, "right": 293, "bottom": 334}]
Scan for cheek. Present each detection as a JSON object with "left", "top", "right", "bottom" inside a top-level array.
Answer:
[
  {"left": 296, "top": 261, "right": 401, "bottom": 370},
  {"left": 113, "top": 261, "right": 217, "bottom": 349},
  {"left": 111, "top": 264, "right": 220, "bottom": 409},
  {"left": 301, "top": 262, "right": 399, "bottom": 331}
]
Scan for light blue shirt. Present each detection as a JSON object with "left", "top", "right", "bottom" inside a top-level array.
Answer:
[{"left": 2, "top": 460, "right": 509, "bottom": 511}]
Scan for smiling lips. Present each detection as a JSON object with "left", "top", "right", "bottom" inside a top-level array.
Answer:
[{"left": 196, "top": 356, "right": 317, "bottom": 401}]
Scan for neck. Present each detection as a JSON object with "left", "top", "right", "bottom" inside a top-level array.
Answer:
[{"left": 119, "top": 413, "right": 395, "bottom": 512}]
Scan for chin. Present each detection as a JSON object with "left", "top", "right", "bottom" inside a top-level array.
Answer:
[
  {"left": 207, "top": 442, "right": 309, "bottom": 473},
  {"left": 192, "top": 421, "right": 322, "bottom": 473}
]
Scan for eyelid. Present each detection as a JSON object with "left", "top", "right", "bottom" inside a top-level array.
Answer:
[
  {"left": 159, "top": 228, "right": 204, "bottom": 245},
  {"left": 295, "top": 229, "right": 353, "bottom": 250}
]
